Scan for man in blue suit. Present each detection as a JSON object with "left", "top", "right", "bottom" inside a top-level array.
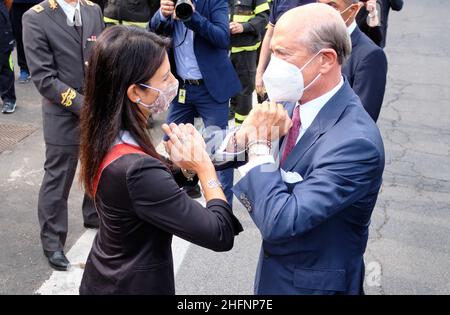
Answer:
[
  {"left": 150, "top": 0, "right": 241, "bottom": 203},
  {"left": 319, "top": 0, "right": 388, "bottom": 122},
  {"left": 197, "top": 3, "right": 384, "bottom": 294}
]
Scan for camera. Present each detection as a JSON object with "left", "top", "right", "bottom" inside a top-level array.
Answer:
[{"left": 172, "top": 0, "right": 194, "bottom": 21}]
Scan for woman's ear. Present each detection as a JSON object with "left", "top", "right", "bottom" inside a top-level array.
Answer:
[{"left": 127, "top": 84, "right": 140, "bottom": 104}]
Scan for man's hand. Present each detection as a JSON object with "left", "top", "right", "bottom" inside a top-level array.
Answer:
[
  {"left": 160, "top": 0, "right": 175, "bottom": 18},
  {"left": 364, "top": 0, "right": 377, "bottom": 13},
  {"left": 364, "top": 0, "right": 380, "bottom": 27},
  {"left": 255, "top": 70, "right": 266, "bottom": 97},
  {"left": 229, "top": 22, "right": 244, "bottom": 34},
  {"left": 162, "top": 123, "right": 211, "bottom": 173},
  {"left": 237, "top": 101, "right": 292, "bottom": 143}
]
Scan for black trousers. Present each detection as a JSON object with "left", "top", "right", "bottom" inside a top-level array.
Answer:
[
  {"left": 38, "top": 143, "right": 98, "bottom": 252},
  {"left": 0, "top": 51, "right": 15, "bottom": 102},
  {"left": 11, "top": 3, "right": 34, "bottom": 72},
  {"left": 230, "top": 50, "right": 257, "bottom": 124}
]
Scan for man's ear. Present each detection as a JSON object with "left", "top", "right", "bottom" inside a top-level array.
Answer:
[
  {"left": 127, "top": 84, "right": 140, "bottom": 104},
  {"left": 352, "top": 2, "right": 363, "bottom": 16},
  {"left": 319, "top": 49, "right": 338, "bottom": 74}
]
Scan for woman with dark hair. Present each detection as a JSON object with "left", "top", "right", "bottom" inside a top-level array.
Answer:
[{"left": 78, "top": 26, "right": 242, "bottom": 295}]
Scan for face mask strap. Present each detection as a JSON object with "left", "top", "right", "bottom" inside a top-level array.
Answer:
[
  {"left": 300, "top": 49, "right": 325, "bottom": 93},
  {"left": 299, "top": 49, "right": 323, "bottom": 72},
  {"left": 340, "top": 4, "right": 356, "bottom": 25},
  {"left": 137, "top": 83, "right": 163, "bottom": 108}
]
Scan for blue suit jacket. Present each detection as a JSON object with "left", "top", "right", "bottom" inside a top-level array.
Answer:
[
  {"left": 342, "top": 26, "right": 387, "bottom": 122},
  {"left": 230, "top": 80, "right": 385, "bottom": 295},
  {"left": 150, "top": 0, "right": 241, "bottom": 104}
]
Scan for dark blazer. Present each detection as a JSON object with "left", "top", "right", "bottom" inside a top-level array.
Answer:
[
  {"left": 0, "top": 1, "right": 15, "bottom": 54},
  {"left": 229, "top": 80, "right": 385, "bottom": 294},
  {"left": 342, "top": 26, "right": 387, "bottom": 122},
  {"left": 356, "top": 5, "right": 383, "bottom": 47},
  {"left": 22, "top": 0, "right": 104, "bottom": 145},
  {"left": 379, "top": 0, "right": 403, "bottom": 47},
  {"left": 80, "top": 154, "right": 243, "bottom": 295},
  {"left": 150, "top": 0, "right": 242, "bottom": 104}
]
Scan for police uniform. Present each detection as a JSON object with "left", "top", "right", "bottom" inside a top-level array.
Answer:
[
  {"left": 229, "top": 0, "right": 269, "bottom": 125},
  {"left": 22, "top": 0, "right": 104, "bottom": 253}
]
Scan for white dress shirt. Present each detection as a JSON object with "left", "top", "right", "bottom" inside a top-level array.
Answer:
[
  {"left": 237, "top": 76, "right": 344, "bottom": 177},
  {"left": 56, "top": 0, "right": 82, "bottom": 26},
  {"left": 348, "top": 20, "right": 357, "bottom": 36},
  {"left": 114, "top": 130, "right": 140, "bottom": 147}
]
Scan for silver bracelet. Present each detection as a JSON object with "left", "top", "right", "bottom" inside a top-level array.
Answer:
[
  {"left": 206, "top": 178, "right": 222, "bottom": 189},
  {"left": 248, "top": 141, "right": 271, "bottom": 157}
]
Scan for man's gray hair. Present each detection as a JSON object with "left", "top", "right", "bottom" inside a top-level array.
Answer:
[{"left": 301, "top": 17, "right": 352, "bottom": 65}]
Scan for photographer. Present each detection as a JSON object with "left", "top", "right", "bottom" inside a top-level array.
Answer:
[{"left": 149, "top": 0, "right": 241, "bottom": 205}]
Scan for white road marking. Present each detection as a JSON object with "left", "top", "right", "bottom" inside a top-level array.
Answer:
[{"left": 36, "top": 197, "right": 205, "bottom": 295}]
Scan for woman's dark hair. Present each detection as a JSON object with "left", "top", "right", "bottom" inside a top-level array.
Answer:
[{"left": 80, "top": 26, "right": 170, "bottom": 197}]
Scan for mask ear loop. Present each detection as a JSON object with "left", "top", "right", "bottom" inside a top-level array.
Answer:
[{"left": 301, "top": 50, "right": 324, "bottom": 92}]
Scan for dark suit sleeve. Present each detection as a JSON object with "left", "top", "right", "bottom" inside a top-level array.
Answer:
[
  {"left": 390, "top": 0, "right": 403, "bottom": 11},
  {"left": 184, "top": 0, "right": 230, "bottom": 49},
  {"left": 126, "top": 157, "right": 243, "bottom": 252},
  {"left": 242, "top": 1, "right": 269, "bottom": 36},
  {"left": 232, "top": 138, "right": 382, "bottom": 243},
  {"left": 22, "top": 11, "right": 83, "bottom": 116},
  {"left": 149, "top": 9, "right": 174, "bottom": 36},
  {"left": 352, "top": 48, "right": 387, "bottom": 122}
]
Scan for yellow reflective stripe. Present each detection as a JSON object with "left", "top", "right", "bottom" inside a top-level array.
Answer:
[
  {"left": 254, "top": 2, "right": 270, "bottom": 15},
  {"left": 231, "top": 41, "right": 261, "bottom": 53},
  {"left": 232, "top": 14, "right": 255, "bottom": 23},
  {"left": 104, "top": 16, "right": 119, "bottom": 24},
  {"left": 8, "top": 53, "right": 13, "bottom": 71},
  {"left": 122, "top": 21, "right": 148, "bottom": 28},
  {"left": 104, "top": 16, "right": 147, "bottom": 28},
  {"left": 235, "top": 113, "right": 248, "bottom": 122}
]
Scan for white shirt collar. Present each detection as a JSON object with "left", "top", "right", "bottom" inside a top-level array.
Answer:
[
  {"left": 347, "top": 20, "right": 357, "bottom": 36},
  {"left": 295, "top": 76, "right": 344, "bottom": 141},
  {"left": 56, "top": 0, "right": 82, "bottom": 26},
  {"left": 114, "top": 130, "right": 140, "bottom": 147}
]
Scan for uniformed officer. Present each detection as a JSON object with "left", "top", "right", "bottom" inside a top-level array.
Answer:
[
  {"left": 22, "top": 0, "right": 104, "bottom": 271},
  {"left": 228, "top": 0, "right": 269, "bottom": 125}
]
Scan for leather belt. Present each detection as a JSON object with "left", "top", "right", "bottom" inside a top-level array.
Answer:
[{"left": 183, "top": 79, "right": 204, "bottom": 85}]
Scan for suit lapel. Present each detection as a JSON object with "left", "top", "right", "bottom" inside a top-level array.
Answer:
[
  {"left": 281, "top": 117, "right": 321, "bottom": 171},
  {"left": 45, "top": 0, "right": 81, "bottom": 44},
  {"left": 282, "top": 80, "right": 354, "bottom": 171},
  {"left": 350, "top": 26, "right": 362, "bottom": 49},
  {"left": 80, "top": 1, "right": 91, "bottom": 45}
]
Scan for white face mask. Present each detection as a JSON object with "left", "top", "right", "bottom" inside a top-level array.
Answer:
[{"left": 263, "top": 50, "right": 323, "bottom": 103}]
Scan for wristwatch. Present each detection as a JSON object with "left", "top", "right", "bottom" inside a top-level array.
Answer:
[
  {"left": 181, "top": 168, "right": 196, "bottom": 181},
  {"left": 206, "top": 178, "right": 222, "bottom": 189}
]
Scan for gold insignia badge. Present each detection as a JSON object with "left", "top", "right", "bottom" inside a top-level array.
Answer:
[
  {"left": 85, "top": 0, "right": 95, "bottom": 6},
  {"left": 31, "top": 5, "right": 44, "bottom": 13},
  {"left": 49, "top": 0, "right": 58, "bottom": 10},
  {"left": 61, "top": 88, "right": 77, "bottom": 107}
]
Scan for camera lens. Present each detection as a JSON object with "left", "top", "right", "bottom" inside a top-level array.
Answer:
[{"left": 175, "top": 0, "right": 193, "bottom": 21}]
